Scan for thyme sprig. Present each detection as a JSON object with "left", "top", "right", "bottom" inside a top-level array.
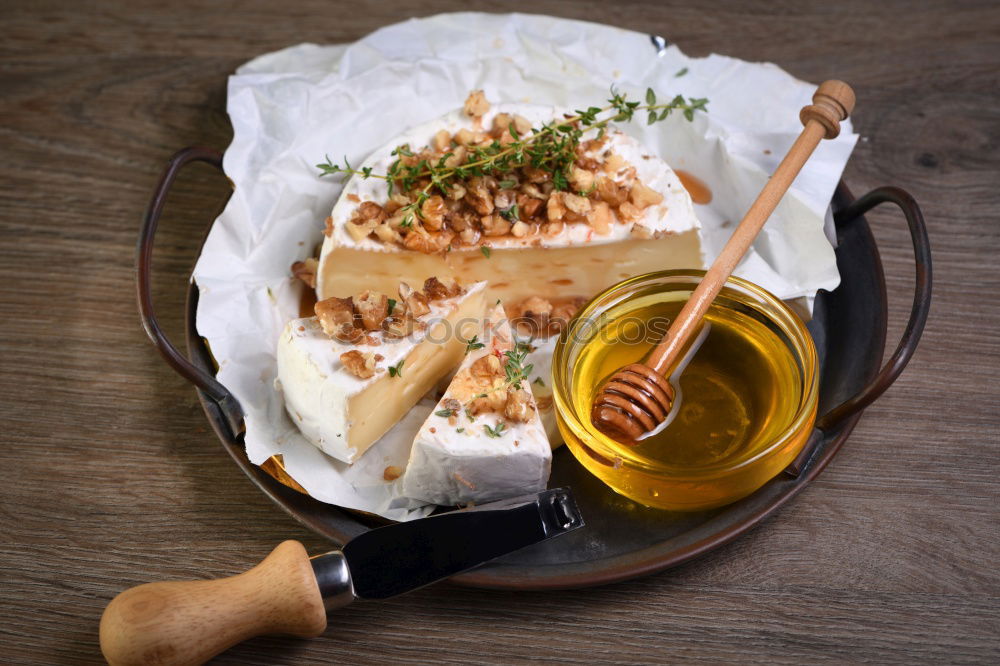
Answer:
[{"left": 316, "top": 87, "right": 708, "bottom": 201}]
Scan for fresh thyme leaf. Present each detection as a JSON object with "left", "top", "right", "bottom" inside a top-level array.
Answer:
[
  {"left": 645, "top": 87, "right": 656, "bottom": 105},
  {"left": 675, "top": 67, "right": 688, "bottom": 77},
  {"left": 388, "top": 360, "right": 404, "bottom": 377},
  {"left": 480, "top": 246, "right": 491, "bottom": 258},
  {"left": 533, "top": 377, "right": 545, "bottom": 387},
  {"left": 465, "top": 335, "right": 486, "bottom": 353},
  {"left": 484, "top": 422, "right": 506, "bottom": 438},
  {"left": 464, "top": 407, "right": 475, "bottom": 421},
  {"left": 435, "top": 408, "right": 454, "bottom": 418},
  {"left": 499, "top": 179, "right": 517, "bottom": 189},
  {"left": 387, "top": 298, "right": 396, "bottom": 313},
  {"left": 456, "top": 427, "right": 464, "bottom": 433},
  {"left": 499, "top": 203, "right": 519, "bottom": 222}
]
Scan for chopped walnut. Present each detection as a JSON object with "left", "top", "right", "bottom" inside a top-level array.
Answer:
[
  {"left": 432, "top": 129, "right": 451, "bottom": 152},
  {"left": 291, "top": 258, "right": 318, "bottom": 288},
  {"left": 382, "top": 314, "right": 423, "bottom": 338},
  {"left": 629, "top": 180, "right": 665, "bottom": 209},
  {"left": 522, "top": 296, "right": 553, "bottom": 318},
  {"left": 441, "top": 398, "right": 462, "bottom": 425},
  {"left": 481, "top": 213, "right": 512, "bottom": 237},
  {"left": 315, "top": 297, "right": 363, "bottom": 342},
  {"left": 505, "top": 388, "right": 535, "bottom": 423},
  {"left": 340, "top": 350, "right": 381, "bottom": 379},
  {"left": 588, "top": 201, "right": 613, "bottom": 235},
  {"left": 347, "top": 201, "right": 387, "bottom": 242},
  {"left": 423, "top": 276, "right": 456, "bottom": 301},
  {"left": 617, "top": 201, "right": 642, "bottom": 223},
  {"left": 469, "top": 380, "right": 508, "bottom": 415},
  {"left": 463, "top": 90, "right": 490, "bottom": 118},
  {"left": 383, "top": 465, "right": 402, "bottom": 481},
  {"left": 352, "top": 290, "right": 389, "bottom": 331},
  {"left": 597, "top": 177, "right": 629, "bottom": 206},
  {"left": 420, "top": 195, "right": 447, "bottom": 230},
  {"left": 512, "top": 114, "right": 532, "bottom": 137},
  {"left": 374, "top": 223, "right": 401, "bottom": 244},
  {"left": 510, "top": 220, "right": 530, "bottom": 238},
  {"left": 546, "top": 192, "right": 566, "bottom": 222},
  {"left": 471, "top": 354, "right": 502, "bottom": 378},
  {"left": 569, "top": 166, "right": 595, "bottom": 192},
  {"left": 603, "top": 152, "right": 627, "bottom": 174},
  {"left": 562, "top": 192, "right": 592, "bottom": 220},
  {"left": 465, "top": 177, "right": 495, "bottom": 216},
  {"left": 323, "top": 216, "right": 334, "bottom": 237},
  {"left": 399, "top": 282, "right": 430, "bottom": 317},
  {"left": 402, "top": 229, "right": 454, "bottom": 253}
]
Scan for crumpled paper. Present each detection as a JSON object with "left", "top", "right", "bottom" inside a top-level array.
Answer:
[{"left": 193, "top": 12, "right": 858, "bottom": 521}]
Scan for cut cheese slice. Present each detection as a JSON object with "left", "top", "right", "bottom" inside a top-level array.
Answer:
[
  {"left": 276, "top": 281, "right": 487, "bottom": 463},
  {"left": 317, "top": 102, "right": 704, "bottom": 302},
  {"left": 401, "top": 303, "right": 551, "bottom": 505}
]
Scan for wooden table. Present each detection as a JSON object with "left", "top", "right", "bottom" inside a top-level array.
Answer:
[{"left": 3, "top": 2, "right": 998, "bottom": 663}]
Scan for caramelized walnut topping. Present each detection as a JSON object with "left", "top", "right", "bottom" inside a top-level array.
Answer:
[
  {"left": 291, "top": 258, "right": 318, "bottom": 289},
  {"left": 315, "top": 297, "right": 363, "bottom": 342},
  {"left": 353, "top": 290, "right": 389, "bottom": 331},
  {"left": 342, "top": 91, "right": 670, "bottom": 254},
  {"left": 323, "top": 216, "right": 334, "bottom": 237},
  {"left": 340, "top": 350, "right": 382, "bottom": 379}
]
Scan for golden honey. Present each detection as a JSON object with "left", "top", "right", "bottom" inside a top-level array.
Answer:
[{"left": 553, "top": 271, "right": 818, "bottom": 511}]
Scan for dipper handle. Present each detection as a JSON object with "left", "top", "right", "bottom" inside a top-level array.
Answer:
[
  {"left": 99, "top": 540, "right": 328, "bottom": 666},
  {"left": 646, "top": 80, "right": 854, "bottom": 375}
]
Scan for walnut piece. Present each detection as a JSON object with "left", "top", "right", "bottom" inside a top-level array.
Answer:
[
  {"left": 399, "top": 282, "right": 430, "bottom": 317},
  {"left": 471, "top": 354, "right": 501, "bottom": 378},
  {"left": 291, "top": 258, "right": 318, "bottom": 289},
  {"left": 383, "top": 465, "right": 402, "bottom": 481},
  {"left": 504, "top": 388, "right": 535, "bottom": 423},
  {"left": 315, "top": 297, "right": 363, "bottom": 342},
  {"left": 629, "top": 180, "right": 665, "bottom": 209},
  {"left": 588, "top": 201, "right": 613, "bottom": 235},
  {"left": 340, "top": 350, "right": 381, "bottom": 379},
  {"left": 423, "top": 276, "right": 457, "bottom": 301},
  {"left": 353, "top": 290, "right": 389, "bottom": 331},
  {"left": 463, "top": 90, "right": 490, "bottom": 118}
]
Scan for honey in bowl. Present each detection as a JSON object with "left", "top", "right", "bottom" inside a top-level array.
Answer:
[{"left": 553, "top": 270, "right": 819, "bottom": 511}]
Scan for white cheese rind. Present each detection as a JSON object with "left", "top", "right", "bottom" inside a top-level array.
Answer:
[
  {"left": 317, "top": 103, "right": 704, "bottom": 301},
  {"left": 276, "top": 281, "right": 487, "bottom": 463},
  {"left": 401, "top": 304, "right": 551, "bottom": 505}
]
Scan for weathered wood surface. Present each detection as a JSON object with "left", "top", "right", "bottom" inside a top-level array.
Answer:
[{"left": 1, "top": 1, "right": 997, "bottom": 663}]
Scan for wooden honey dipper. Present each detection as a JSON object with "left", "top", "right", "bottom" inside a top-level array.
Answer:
[{"left": 592, "top": 80, "right": 855, "bottom": 442}]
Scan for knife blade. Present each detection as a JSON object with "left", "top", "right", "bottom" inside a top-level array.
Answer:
[
  {"left": 315, "top": 486, "right": 583, "bottom": 603},
  {"left": 100, "top": 487, "right": 583, "bottom": 666}
]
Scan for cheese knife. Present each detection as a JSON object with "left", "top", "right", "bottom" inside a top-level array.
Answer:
[{"left": 99, "top": 487, "right": 583, "bottom": 666}]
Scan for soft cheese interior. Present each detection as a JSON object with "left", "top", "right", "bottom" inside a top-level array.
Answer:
[
  {"left": 276, "top": 281, "right": 487, "bottom": 463},
  {"left": 401, "top": 303, "right": 551, "bottom": 505},
  {"left": 317, "top": 102, "right": 704, "bottom": 303}
]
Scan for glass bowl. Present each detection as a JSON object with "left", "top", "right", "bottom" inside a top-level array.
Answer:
[{"left": 552, "top": 270, "right": 819, "bottom": 511}]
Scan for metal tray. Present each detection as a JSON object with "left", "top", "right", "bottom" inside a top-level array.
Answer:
[{"left": 137, "top": 146, "right": 931, "bottom": 590}]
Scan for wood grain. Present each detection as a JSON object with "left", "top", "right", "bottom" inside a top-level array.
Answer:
[{"left": 1, "top": 1, "right": 998, "bottom": 664}]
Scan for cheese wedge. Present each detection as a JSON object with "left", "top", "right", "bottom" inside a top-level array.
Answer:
[
  {"left": 401, "top": 303, "right": 551, "bottom": 505},
  {"left": 317, "top": 102, "right": 704, "bottom": 302},
  {"left": 276, "top": 281, "right": 487, "bottom": 463}
]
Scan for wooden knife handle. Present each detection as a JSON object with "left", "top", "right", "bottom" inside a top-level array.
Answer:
[{"left": 99, "top": 540, "right": 328, "bottom": 666}]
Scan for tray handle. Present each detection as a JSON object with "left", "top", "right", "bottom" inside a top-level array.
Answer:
[
  {"left": 785, "top": 186, "right": 932, "bottom": 477},
  {"left": 136, "top": 146, "right": 245, "bottom": 438}
]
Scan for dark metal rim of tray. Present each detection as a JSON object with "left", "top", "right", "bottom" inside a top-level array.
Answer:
[{"left": 136, "top": 146, "right": 932, "bottom": 591}]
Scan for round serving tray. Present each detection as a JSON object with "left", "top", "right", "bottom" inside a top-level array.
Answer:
[{"left": 137, "top": 147, "right": 931, "bottom": 590}]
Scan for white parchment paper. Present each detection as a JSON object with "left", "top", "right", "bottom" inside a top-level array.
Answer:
[{"left": 193, "top": 12, "right": 858, "bottom": 521}]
